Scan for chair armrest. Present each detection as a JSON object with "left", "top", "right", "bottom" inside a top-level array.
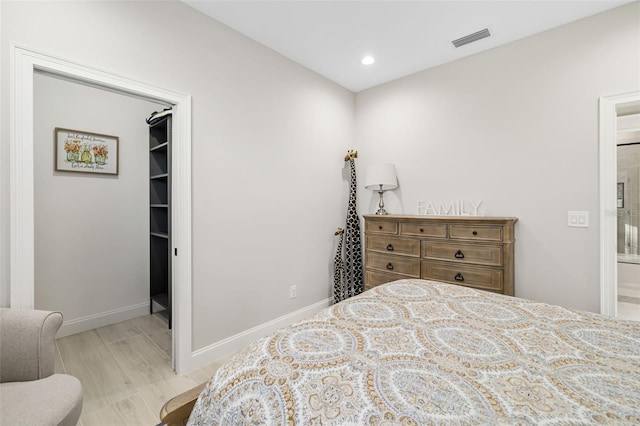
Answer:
[
  {"left": 0, "top": 308, "right": 63, "bottom": 383},
  {"left": 160, "top": 382, "right": 206, "bottom": 426}
]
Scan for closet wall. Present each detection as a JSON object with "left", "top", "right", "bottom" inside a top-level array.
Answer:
[{"left": 34, "top": 72, "right": 165, "bottom": 336}]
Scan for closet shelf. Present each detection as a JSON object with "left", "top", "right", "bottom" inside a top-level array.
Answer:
[
  {"left": 149, "top": 113, "right": 171, "bottom": 329},
  {"left": 150, "top": 142, "right": 168, "bottom": 152}
]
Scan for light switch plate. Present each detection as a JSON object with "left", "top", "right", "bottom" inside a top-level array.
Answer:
[{"left": 568, "top": 211, "right": 589, "bottom": 227}]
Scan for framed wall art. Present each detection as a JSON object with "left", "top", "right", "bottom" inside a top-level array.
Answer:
[{"left": 55, "top": 127, "right": 119, "bottom": 175}]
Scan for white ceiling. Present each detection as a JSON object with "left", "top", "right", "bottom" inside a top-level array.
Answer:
[{"left": 183, "top": 1, "right": 632, "bottom": 92}]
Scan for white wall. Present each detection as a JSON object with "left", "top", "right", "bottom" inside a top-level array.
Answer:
[
  {"left": 1, "top": 1, "right": 354, "bottom": 352},
  {"left": 5, "top": 0, "right": 636, "bottom": 360},
  {"left": 355, "top": 2, "right": 640, "bottom": 313},
  {"left": 33, "top": 73, "right": 165, "bottom": 335}
]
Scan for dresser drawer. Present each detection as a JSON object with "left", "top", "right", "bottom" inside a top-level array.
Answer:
[
  {"left": 422, "top": 241, "right": 503, "bottom": 267},
  {"left": 449, "top": 225, "right": 503, "bottom": 242},
  {"left": 363, "top": 215, "right": 516, "bottom": 296},
  {"left": 365, "top": 271, "right": 404, "bottom": 290},
  {"left": 366, "top": 253, "right": 420, "bottom": 277},
  {"left": 422, "top": 262, "right": 503, "bottom": 292},
  {"left": 399, "top": 222, "right": 447, "bottom": 238},
  {"left": 365, "top": 221, "right": 398, "bottom": 235},
  {"left": 367, "top": 236, "right": 420, "bottom": 257}
]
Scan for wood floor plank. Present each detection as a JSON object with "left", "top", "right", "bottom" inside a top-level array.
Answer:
[
  {"left": 95, "top": 319, "right": 144, "bottom": 344},
  {"left": 131, "top": 314, "right": 172, "bottom": 356},
  {"left": 130, "top": 313, "right": 168, "bottom": 336},
  {"left": 186, "top": 351, "right": 236, "bottom": 384},
  {"left": 108, "top": 334, "right": 174, "bottom": 388},
  {"left": 186, "top": 363, "right": 217, "bottom": 385},
  {"left": 57, "top": 314, "right": 234, "bottom": 425},
  {"left": 148, "top": 328, "right": 172, "bottom": 357},
  {"left": 81, "top": 393, "right": 157, "bottom": 426},
  {"left": 55, "top": 342, "right": 65, "bottom": 374},
  {"left": 138, "top": 375, "right": 200, "bottom": 421},
  {"left": 618, "top": 301, "right": 640, "bottom": 321},
  {"left": 57, "top": 330, "right": 136, "bottom": 414}
]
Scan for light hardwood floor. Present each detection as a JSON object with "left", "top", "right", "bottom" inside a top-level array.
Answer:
[
  {"left": 618, "top": 280, "right": 640, "bottom": 322},
  {"left": 55, "top": 314, "right": 232, "bottom": 426},
  {"left": 618, "top": 297, "right": 640, "bottom": 322}
]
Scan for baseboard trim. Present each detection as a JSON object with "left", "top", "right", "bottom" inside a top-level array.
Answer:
[
  {"left": 190, "top": 298, "right": 331, "bottom": 371},
  {"left": 57, "top": 302, "right": 150, "bottom": 338}
]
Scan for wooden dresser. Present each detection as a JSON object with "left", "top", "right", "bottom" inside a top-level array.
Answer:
[{"left": 364, "top": 215, "right": 517, "bottom": 295}]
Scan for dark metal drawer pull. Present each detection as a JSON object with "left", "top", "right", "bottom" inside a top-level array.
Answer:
[
  {"left": 386, "top": 263, "right": 394, "bottom": 270},
  {"left": 386, "top": 244, "right": 394, "bottom": 251},
  {"left": 419, "top": 228, "right": 424, "bottom": 233},
  {"left": 454, "top": 250, "right": 464, "bottom": 259},
  {"left": 454, "top": 272, "right": 464, "bottom": 282},
  {"left": 379, "top": 225, "right": 383, "bottom": 230},
  {"left": 472, "top": 231, "right": 478, "bottom": 236}
]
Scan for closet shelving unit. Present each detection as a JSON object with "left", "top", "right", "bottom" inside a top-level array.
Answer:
[{"left": 149, "top": 113, "right": 171, "bottom": 328}]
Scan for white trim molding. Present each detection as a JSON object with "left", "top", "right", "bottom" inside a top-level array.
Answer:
[
  {"left": 9, "top": 44, "right": 193, "bottom": 374},
  {"left": 599, "top": 91, "right": 640, "bottom": 317},
  {"left": 58, "top": 302, "right": 150, "bottom": 338},
  {"left": 9, "top": 44, "right": 35, "bottom": 309},
  {"left": 191, "top": 298, "right": 332, "bottom": 370}
]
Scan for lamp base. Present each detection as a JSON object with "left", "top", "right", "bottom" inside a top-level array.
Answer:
[{"left": 375, "top": 189, "right": 388, "bottom": 215}]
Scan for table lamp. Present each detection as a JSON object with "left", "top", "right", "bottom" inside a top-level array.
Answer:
[{"left": 364, "top": 163, "right": 398, "bottom": 215}]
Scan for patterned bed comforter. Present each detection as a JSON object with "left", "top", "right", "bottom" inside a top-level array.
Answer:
[{"left": 188, "top": 279, "right": 640, "bottom": 425}]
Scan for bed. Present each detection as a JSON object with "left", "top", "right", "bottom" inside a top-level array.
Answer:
[{"left": 170, "top": 279, "right": 640, "bottom": 425}]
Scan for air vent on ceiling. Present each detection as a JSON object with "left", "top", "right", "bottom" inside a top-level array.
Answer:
[{"left": 452, "top": 28, "right": 491, "bottom": 48}]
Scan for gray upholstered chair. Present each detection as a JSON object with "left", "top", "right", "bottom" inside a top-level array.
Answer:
[{"left": 0, "top": 308, "right": 83, "bottom": 425}]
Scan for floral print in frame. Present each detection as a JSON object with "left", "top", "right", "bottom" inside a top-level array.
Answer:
[{"left": 55, "top": 127, "right": 119, "bottom": 175}]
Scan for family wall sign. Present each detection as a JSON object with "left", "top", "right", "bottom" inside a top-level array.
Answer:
[{"left": 417, "top": 200, "right": 483, "bottom": 216}]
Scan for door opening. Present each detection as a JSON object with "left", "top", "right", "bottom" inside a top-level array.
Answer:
[
  {"left": 615, "top": 115, "right": 640, "bottom": 321},
  {"left": 10, "top": 45, "right": 193, "bottom": 373},
  {"left": 599, "top": 91, "right": 640, "bottom": 318}
]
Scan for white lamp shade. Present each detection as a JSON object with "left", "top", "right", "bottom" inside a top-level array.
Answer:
[{"left": 364, "top": 163, "right": 398, "bottom": 190}]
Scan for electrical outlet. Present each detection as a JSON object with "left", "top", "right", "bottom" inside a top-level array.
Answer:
[{"left": 289, "top": 285, "right": 297, "bottom": 299}]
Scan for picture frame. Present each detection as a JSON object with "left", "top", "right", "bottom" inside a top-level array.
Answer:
[
  {"left": 617, "top": 182, "right": 624, "bottom": 208},
  {"left": 55, "top": 127, "right": 119, "bottom": 175}
]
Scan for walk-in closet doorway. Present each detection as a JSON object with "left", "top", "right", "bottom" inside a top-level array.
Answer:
[
  {"left": 9, "top": 45, "right": 193, "bottom": 374},
  {"left": 33, "top": 71, "right": 167, "bottom": 333}
]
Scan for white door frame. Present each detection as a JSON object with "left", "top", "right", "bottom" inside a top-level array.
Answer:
[
  {"left": 599, "top": 91, "right": 640, "bottom": 317},
  {"left": 10, "top": 44, "right": 193, "bottom": 374}
]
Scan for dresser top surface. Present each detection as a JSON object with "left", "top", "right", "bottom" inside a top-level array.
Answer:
[{"left": 363, "top": 215, "right": 518, "bottom": 224}]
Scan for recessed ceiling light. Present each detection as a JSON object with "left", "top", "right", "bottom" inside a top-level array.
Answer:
[{"left": 361, "top": 56, "right": 375, "bottom": 65}]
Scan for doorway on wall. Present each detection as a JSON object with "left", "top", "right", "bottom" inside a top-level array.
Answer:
[
  {"left": 33, "top": 70, "right": 171, "bottom": 337},
  {"left": 599, "top": 91, "right": 640, "bottom": 319},
  {"left": 10, "top": 45, "right": 193, "bottom": 374},
  {"left": 615, "top": 113, "right": 640, "bottom": 321}
]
